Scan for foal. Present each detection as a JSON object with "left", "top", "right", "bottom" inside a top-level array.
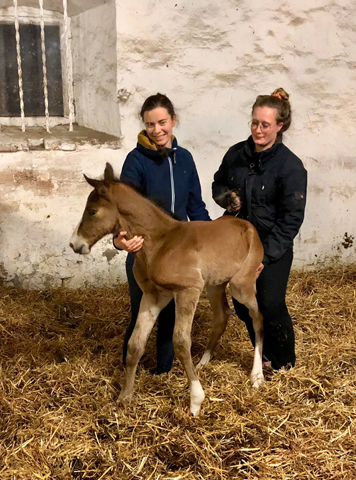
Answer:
[{"left": 70, "top": 163, "right": 264, "bottom": 415}]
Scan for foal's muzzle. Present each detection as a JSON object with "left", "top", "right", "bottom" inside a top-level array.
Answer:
[
  {"left": 69, "top": 242, "right": 87, "bottom": 254},
  {"left": 70, "top": 229, "right": 91, "bottom": 255}
]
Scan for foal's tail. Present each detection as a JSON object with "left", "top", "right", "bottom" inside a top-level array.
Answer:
[
  {"left": 243, "top": 223, "right": 264, "bottom": 280},
  {"left": 229, "top": 222, "right": 264, "bottom": 302}
]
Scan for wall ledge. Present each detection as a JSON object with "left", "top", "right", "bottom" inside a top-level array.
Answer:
[{"left": 0, "top": 124, "right": 121, "bottom": 152}]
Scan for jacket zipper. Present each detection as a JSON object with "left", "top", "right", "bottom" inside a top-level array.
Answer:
[{"left": 168, "top": 156, "right": 175, "bottom": 213}]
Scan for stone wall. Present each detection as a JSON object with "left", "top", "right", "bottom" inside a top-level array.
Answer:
[{"left": 115, "top": 0, "right": 356, "bottom": 267}]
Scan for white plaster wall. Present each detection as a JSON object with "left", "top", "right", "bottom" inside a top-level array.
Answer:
[
  {"left": 71, "top": 0, "right": 121, "bottom": 137},
  {"left": 115, "top": 0, "right": 356, "bottom": 267},
  {"left": 0, "top": 148, "right": 127, "bottom": 288}
]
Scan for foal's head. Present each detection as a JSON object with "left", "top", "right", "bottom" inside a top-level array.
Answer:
[{"left": 70, "top": 163, "right": 120, "bottom": 254}]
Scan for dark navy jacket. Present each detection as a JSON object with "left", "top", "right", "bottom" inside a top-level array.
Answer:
[
  {"left": 212, "top": 136, "right": 307, "bottom": 265},
  {"left": 121, "top": 132, "right": 210, "bottom": 222}
]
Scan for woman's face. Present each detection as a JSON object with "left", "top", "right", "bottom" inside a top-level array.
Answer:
[
  {"left": 250, "top": 106, "right": 283, "bottom": 152},
  {"left": 143, "top": 107, "right": 177, "bottom": 149}
]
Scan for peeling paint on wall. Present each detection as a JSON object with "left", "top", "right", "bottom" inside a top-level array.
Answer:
[{"left": 0, "top": 147, "right": 127, "bottom": 289}]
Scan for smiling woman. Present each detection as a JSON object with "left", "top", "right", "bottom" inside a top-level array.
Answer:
[
  {"left": 143, "top": 107, "right": 176, "bottom": 149},
  {"left": 113, "top": 93, "right": 210, "bottom": 376}
]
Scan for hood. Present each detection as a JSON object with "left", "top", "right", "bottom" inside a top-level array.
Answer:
[{"left": 137, "top": 130, "right": 178, "bottom": 162}]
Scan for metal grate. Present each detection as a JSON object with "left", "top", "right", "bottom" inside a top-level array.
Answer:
[{"left": 0, "top": 0, "right": 74, "bottom": 132}]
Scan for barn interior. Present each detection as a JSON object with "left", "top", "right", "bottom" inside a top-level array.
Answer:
[{"left": 0, "top": 1, "right": 355, "bottom": 478}]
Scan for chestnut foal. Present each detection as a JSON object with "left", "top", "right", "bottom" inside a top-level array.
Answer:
[{"left": 70, "top": 163, "right": 264, "bottom": 415}]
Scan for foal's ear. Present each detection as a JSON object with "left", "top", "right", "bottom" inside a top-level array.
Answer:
[
  {"left": 84, "top": 175, "right": 110, "bottom": 198},
  {"left": 84, "top": 174, "right": 100, "bottom": 189},
  {"left": 104, "top": 163, "right": 116, "bottom": 183}
]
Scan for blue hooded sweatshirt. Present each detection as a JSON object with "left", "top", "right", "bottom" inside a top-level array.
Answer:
[{"left": 121, "top": 131, "right": 210, "bottom": 222}]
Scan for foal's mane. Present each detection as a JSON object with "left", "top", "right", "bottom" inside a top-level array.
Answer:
[
  {"left": 97, "top": 163, "right": 181, "bottom": 221},
  {"left": 118, "top": 177, "right": 182, "bottom": 221}
]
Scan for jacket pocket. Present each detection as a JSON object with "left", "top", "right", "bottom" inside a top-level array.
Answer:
[{"left": 252, "top": 206, "right": 275, "bottom": 236}]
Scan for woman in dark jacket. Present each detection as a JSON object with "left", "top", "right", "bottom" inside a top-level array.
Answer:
[
  {"left": 114, "top": 93, "right": 210, "bottom": 374},
  {"left": 212, "top": 88, "right": 307, "bottom": 370}
]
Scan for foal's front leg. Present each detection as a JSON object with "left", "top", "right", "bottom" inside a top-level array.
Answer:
[
  {"left": 173, "top": 287, "right": 205, "bottom": 415},
  {"left": 119, "top": 292, "right": 172, "bottom": 402}
]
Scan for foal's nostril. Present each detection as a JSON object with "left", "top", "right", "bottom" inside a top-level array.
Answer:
[
  {"left": 70, "top": 242, "right": 83, "bottom": 254},
  {"left": 71, "top": 244, "right": 86, "bottom": 254}
]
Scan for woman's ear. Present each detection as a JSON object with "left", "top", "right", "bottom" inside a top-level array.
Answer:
[{"left": 172, "top": 115, "right": 177, "bottom": 128}]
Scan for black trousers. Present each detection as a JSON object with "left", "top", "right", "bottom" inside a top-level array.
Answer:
[
  {"left": 233, "top": 248, "right": 295, "bottom": 370},
  {"left": 122, "top": 253, "right": 175, "bottom": 374}
]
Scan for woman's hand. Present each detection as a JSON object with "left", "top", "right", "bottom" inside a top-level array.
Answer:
[
  {"left": 213, "top": 189, "right": 241, "bottom": 213},
  {"left": 114, "top": 231, "right": 144, "bottom": 253},
  {"left": 226, "top": 191, "right": 241, "bottom": 213}
]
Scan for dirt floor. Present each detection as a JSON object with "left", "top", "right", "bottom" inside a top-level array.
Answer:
[{"left": 0, "top": 267, "right": 355, "bottom": 479}]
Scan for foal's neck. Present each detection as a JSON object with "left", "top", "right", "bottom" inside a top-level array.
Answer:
[{"left": 113, "top": 183, "right": 178, "bottom": 241}]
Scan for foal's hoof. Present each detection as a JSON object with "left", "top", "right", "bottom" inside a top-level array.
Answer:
[
  {"left": 190, "top": 403, "right": 202, "bottom": 416},
  {"left": 118, "top": 391, "right": 133, "bottom": 403},
  {"left": 251, "top": 372, "right": 265, "bottom": 388}
]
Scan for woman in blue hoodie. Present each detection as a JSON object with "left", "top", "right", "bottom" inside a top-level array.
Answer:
[{"left": 114, "top": 93, "right": 210, "bottom": 374}]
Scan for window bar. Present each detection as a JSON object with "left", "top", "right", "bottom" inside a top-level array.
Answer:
[
  {"left": 39, "top": 0, "right": 50, "bottom": 132},
  {"left": 13, "top": 0, "right": 26, "bottom": 132},
  {"left": 63, "top": 0, "right": 74, "bottom": 131}
]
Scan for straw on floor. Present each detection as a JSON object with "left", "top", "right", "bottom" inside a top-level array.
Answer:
[{"left": 0, "top": 267, "right": 355, "bottom": 479}]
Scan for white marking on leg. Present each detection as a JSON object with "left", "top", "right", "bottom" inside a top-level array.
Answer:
[
  {"left": 251, "top": 341, "right": 264, "bottom": 388},
  {"left": 190, "top": 380, "right": 205, "bottom": 416},
  {"left": 149, "top": 304, "right": 163, "bottom": 318}
]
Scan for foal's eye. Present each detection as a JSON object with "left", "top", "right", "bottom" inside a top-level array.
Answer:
[{"left": 87, "top": 208, "right": 97, "bottom": 216}]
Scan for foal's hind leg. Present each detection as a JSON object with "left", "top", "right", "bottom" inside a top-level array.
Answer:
[
  {"left": 173, "top": 287, "right": 205, "bottom": 415},
  {"left": 230, "top": 279, "right": 264, "bottom": 388},
  {"left": 196, "top": 284, "right": 232, "bottom": 370},
  {"left": 119, "top": 291, "right": 172, "bottom": 403}
]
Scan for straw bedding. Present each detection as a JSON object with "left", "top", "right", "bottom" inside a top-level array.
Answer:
[{"left": 0, "top": 267, "right": 355, "bottom": 479}]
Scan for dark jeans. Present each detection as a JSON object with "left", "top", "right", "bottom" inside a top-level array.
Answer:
[
  {"left": 123, "top": 253, "right": 175, "bottom": 374},
  {"left": 233, "top": 248, "right": 295, "bottom": 370}
]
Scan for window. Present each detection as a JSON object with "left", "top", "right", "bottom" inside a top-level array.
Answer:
[{"left": 0, "top": 23, "right": 64, "bottom": 117}]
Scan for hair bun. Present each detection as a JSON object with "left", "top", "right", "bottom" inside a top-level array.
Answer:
[{"left": 271, "top": 88, "right": 289, "bottom": 102}]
